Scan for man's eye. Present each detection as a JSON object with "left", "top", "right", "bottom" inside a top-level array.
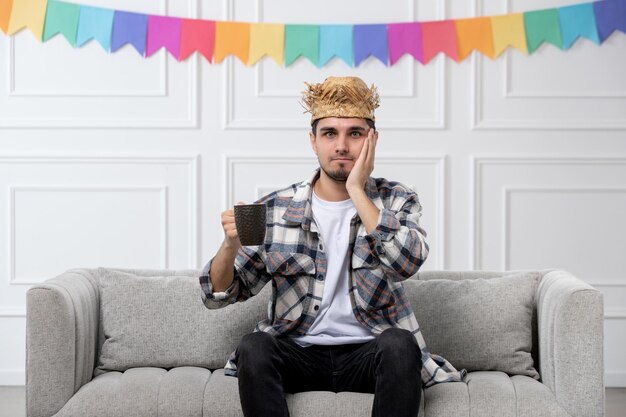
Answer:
[
  {"left": 350, "top": 131, "right": 362, "bottom": 137},
  {"left": 324, "top": 132, "right": 335, "bottom": 137}
]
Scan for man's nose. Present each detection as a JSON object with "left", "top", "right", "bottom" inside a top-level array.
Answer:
[{"left": 335, "top": 134, "right": 349, "bottom": 153}]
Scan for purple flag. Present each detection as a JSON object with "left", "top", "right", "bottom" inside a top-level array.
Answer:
[
  {"left": 354, "top": 24, "right": 388, "bottom": 66},
  {"left": 146, "top": 15, "right": 182, "bottom": 59},
  {"left": 111, "top": 11, "right": 148, "bottom": 55},
  {"left": 593, "top": 0, "right": 626, "bottom": 42},
  {"left": 387, "top": 22, "right": 422, "bottom": 65}
]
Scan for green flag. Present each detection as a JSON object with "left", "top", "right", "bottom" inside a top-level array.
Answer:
[
  {"left": 43, "top": 0, "right": 81, "bottom": 46},
  {"left": 524, "top": 8, "right": 563, "bottom": 53},
  {"left": 284, "top": 24, "right": 319, "bottom": 66}
]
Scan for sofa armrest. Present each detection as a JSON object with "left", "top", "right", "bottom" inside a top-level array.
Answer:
[
  {"left": 537, "top": 269, "right": 605, "bottom": 417},
  {"left": 26, "top": 269, "right": 100, "bottom": 417}
]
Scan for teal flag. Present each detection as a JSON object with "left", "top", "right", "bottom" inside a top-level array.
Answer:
[
  {"left": 558, "top": 3, "right": 600, "bottom": 49},
  {"left": 77, "top": 5, "right": 114, "bottom": 51},
  {"left": 524, "top": 9, "right": 564, "bottom": 53},
  {"left": 319, "top": 25, "right": 352, "bottom": 66},
  {"left": 43, "top": 0, "right": 81, "bottom": 46},
  {"left": 284, "top": 25, "right": 319, "bottom": 66}
]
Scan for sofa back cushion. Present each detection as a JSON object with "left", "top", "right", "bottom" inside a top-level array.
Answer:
[
  {"left": 94, "top": 268, "right": 269, "bottom": 376},
  {"left": 404, "top": 270, "right": 541, "bottom": 379},
  {"left": 96, "top": 267, "right": 541, "bottom": 380}
]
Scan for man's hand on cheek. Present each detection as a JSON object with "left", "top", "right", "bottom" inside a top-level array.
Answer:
[{"left": 346, "top": 128, "right": 378, "bottom": 194}]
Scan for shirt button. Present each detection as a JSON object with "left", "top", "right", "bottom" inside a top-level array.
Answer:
[
  {"left": 314, "top": 305, "right": 320, "bottom": 311},
  {"left": 319, "top": 244, "right": 324, "bottom": 250},
  {"left": 318, "top": 274, "right": 324, "bottom": 281}
]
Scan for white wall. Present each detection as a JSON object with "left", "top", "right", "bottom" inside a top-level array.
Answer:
[{"left": 1, "top": 0, "right": 625, "bottom": 387}]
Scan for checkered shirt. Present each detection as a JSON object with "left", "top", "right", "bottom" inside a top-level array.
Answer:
[{"left": 199, "top": 168, "right": 467, "bottom": 387}]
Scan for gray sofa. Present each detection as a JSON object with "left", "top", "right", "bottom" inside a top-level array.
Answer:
[{"left": 26, "top": 267, "right": 605, "bottom": 417}]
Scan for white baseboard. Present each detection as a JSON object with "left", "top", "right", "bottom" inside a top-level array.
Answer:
[
  {"left": 0, "top": 370, "right": 25, "bottom": 386},
  {"left": 605, "top": 371, "right": 626, "bottom": 388}
]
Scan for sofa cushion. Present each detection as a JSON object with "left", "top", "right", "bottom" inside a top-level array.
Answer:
[
  {"left": 53, "top": 367, "right": 211, "bottom": 417},
  {"left": 404, "top": 271, "right": 541, "bottom": 379},
  {"left": 95, "top": 268, "right": 268, "bottom": 376}
]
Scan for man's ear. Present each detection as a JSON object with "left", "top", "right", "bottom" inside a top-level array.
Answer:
[{"left": 309, "top": 131, "right": 318, "bottom": 156}]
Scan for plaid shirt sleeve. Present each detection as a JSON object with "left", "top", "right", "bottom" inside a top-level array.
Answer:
[
  {"left": 353, "top": 191, "right": 429, "bottom": 281},
  {"left": 199, "top": 245, "right": 271, "bottom": 309}
]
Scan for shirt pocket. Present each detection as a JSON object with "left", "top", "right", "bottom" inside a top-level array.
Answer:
[{"left": 265, "top": 252, "right": 316, "bottom": 321}]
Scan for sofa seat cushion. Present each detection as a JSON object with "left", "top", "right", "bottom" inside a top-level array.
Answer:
[
  {"left": 53, "top": 367, "right": 211, "bottom": 417},
  {"left": 424, "top": 371, "right": 569, "bottom": 417},
  {"left": 203, "top": 369, "right": 425, "bottom": 417}
]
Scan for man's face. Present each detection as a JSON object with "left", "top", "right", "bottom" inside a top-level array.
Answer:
[{"left": 309, "top": 117, "right": 372, "bottom": 182}]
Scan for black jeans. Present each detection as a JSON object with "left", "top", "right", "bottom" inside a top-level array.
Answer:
[{"left": 236, "top": 328, "right": 423, "bottom": 417}]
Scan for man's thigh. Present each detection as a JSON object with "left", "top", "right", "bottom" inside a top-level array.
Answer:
[{"left": 273, "top": 338, "right": 334, "bottom": 394}]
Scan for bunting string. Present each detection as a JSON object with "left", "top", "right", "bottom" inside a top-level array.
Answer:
[{"left": 0, "top": 0, "right": 625, "bottom": 66}]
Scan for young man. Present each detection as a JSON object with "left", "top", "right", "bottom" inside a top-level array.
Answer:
[{"left": 199, "top": 76, "right": 465, "bottom": 417}]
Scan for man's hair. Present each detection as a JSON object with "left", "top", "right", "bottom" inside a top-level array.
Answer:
[{"left": 311, "top": 118, "right": 376, "bottom": 136}]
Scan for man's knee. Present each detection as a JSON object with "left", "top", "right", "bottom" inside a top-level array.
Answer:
[
  {"left": 238, "top": 332, "right": 276, "bottom": 359},
  {"left": 377, "top": 328, "right": 422, "bottom": 367}
]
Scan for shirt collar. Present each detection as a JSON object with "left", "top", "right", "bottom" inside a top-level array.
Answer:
[{"left": 282, "top": 168, "right": 384, "bottom": 229}]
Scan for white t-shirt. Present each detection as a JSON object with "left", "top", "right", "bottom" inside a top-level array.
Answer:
[{"left": 294, "top": 190, "right": 375, "bottom": 346}]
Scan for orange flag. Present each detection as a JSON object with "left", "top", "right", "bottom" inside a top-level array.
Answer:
[
  {"left": 455, "top": 17, "right": 494, "bottom": 60},
  {"left": 214, "top": 21, "right": 250, "bottom": 64},
  {"left": 0, "top": 0, "right": 13, "bottom": 34}
]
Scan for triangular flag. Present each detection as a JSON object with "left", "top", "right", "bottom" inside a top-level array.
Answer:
[
  {"left": 146, "top": 15, "right": 182, "bottom": 59},
  {"left": 319, "top": 25, "right": 352, "bottom": 66},
  {"left": 524, "top": 9, "right": 563, "bottom": 53},
  {"left": 490, "top": 13, "right": 527, "bottom": 56},
  {"left": 249, "top": 23, "right": 284, "bottom": 66},
  {"left": 7, "top": 0, "right": 48, "bottom": 40},
  {"left": 284, "top": 24, "right": 319, "bottom": 66},
  {"left": 179, "top": 18, "right": 215, "bottom": 62},
  {"left": 421, "top": 20, "right": 458, "bottom": 63},
  {"left": 387, "top": 22, "right": 422, "bottom": 65},
  {"left": 111, "top": 11, "right": 148, "bottom": 56},
  {"left": 354, "top": 24, "right": 388, "bottom": 66},
  {"left": 455, "top": 17, "right": 494, "bottom": 60},
  {"left": 76, "top": 5, "right": 114, "bottom": 51},
  {"left": 0, "top": 0, "right": 13, "bottom": 34},
  {"left": 594, "top": 0, "right": 626, "bottom": 42},
  {"left": 42, "top": 0, "right": 80, "bottom": 46},
  {"left": 214, "top": 21, "right": 250, "bottom": 64},
  {"left": 559, "top": 3, "right": 601, "bottom": 50}
]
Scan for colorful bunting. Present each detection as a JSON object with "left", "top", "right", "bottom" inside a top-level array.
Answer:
[
  {"left": 559, "top": 3, "right": 600, "bottom": 48},
  {"left": 594, "top": 0, "right": 626, "bottom": 42},
  {"left": 491, "top": 13, "right": 528, "bottom": 56},
  {"left": 422, "top": 20, "right": 458, "bottom": 64},
  {"left": 319, "top": 25, "right": 352, "bottom": 66},
  {"left": 180, "top": 18, "right": 215, "bottom": 62},
  {"left": 76, "top": 6, "right": 114, "bottom": 50},
  {"left": 524, "top": 9, "right": 564, "bottom": 53},
  {"left": 455, "top": 17, "right": 495, "bottom": 59},
  {"left": 43, "top": 0, "right": 80, "bottom": 46},
  {"left": 354, "top": 24, "right": 388, "bottom": 66},
  {"left": 387, "top": 23, "right": 422, "bottom": 66},
  {"left": 0, "top": 0, "right": 624, "bottom": 67},
  {"left": 284, "top": 24, "right": 319, "bottom": 66},
  {"left": 7, "top": 0, "right": 48, "bottom": 40},
  {"left": 146, "top": 15, "right": 182, "bottom": 59},
  {"left": 111, "top": 11, "right": 147, "bottom": 55},
  {"left": 249, "top": 23, "right": 284, "bottom": 65},
  {"left": 0, "top": 0, "right": 13, "bottom": 34}
]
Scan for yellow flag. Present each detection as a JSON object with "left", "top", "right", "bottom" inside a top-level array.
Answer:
[
  {"left": 7, "top": 0, "right": 48, "bottom": 39},
  {"left": 214, "top": 21, "right": 250, "bottom": 64},
  {"left": 0, "top": 0, "right": 13, "bottom": 34},
  {"left": 490, "top": 13, "right": 528, "bottom": 57},
  {"left": 249, "top": 23, "right": 284, "bottom": 66}
]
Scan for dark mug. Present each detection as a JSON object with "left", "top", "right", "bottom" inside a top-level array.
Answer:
[{"left": 234, "top": 203, "right": 267, "bottom": 246}]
